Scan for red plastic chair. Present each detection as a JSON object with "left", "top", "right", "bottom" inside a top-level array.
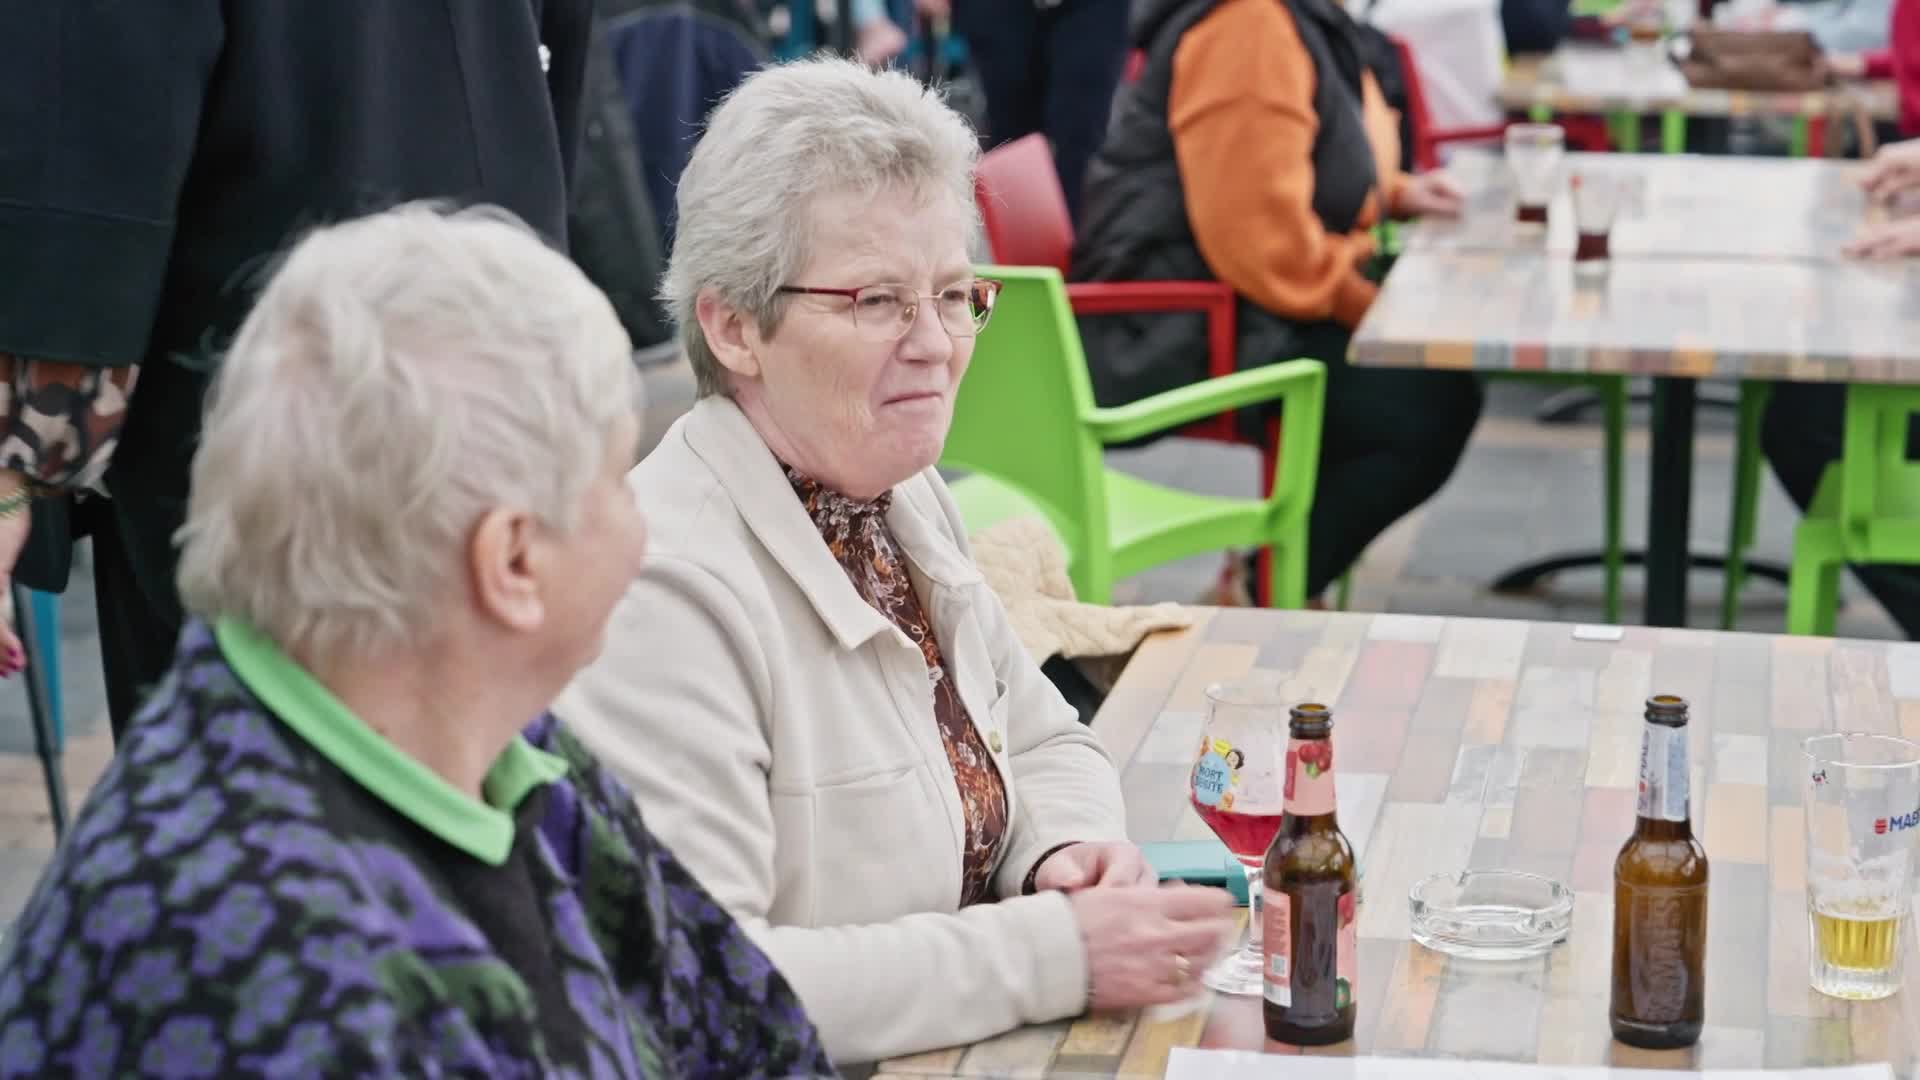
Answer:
[
  {"left": 973, "top": 133, "right": 1283, "bottom": 602},
  {"left": 974, "top": 133, "right": 1250, "bottom": 452},
  {"left": 1392, "top": 36, "right": 1610, "bottom": 170}
]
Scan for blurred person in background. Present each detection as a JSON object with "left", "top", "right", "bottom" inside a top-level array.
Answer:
[
  {"left": 0, "top": 3, "right": 592, "bottom": 738},
  {"left": 0, "top": 206, "right": 833, "bottom": 1077},
  {"left": 1502, "top": 0, "right": 1575, "bottom": 54},
  {"left": 1731, "top": 0, "right": 1895, "bottom": 53},
  {"left": 556, "top": 58, "right": 1236, "bottom": 1066},
  {"left": 1827, "top": 0, "right": 1919, "bottom": 140},
  {"left": 1072, "top": 0, "right": 1482, "bottom": 607},
  {"left": 956, "top": 0, "right": 1132, "bottom": 221}
]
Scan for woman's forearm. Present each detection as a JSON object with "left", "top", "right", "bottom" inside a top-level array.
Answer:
[{"left": 743, "top": 892, "right": 1089, "bottom": 1064}]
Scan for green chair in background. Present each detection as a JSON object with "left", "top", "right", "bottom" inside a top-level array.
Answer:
[
  {"left": 942, "top": 266, "right": 1328, "bottom": 608},
  {"left": 1779, "top": 384, "right": 1920, "bottom": 635}
]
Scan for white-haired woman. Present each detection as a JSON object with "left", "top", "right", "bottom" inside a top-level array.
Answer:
[
  {"left": 555, "top": 58, "right": 1235, "bottom": 1065},
  {"left": 0, "top": 206, "right": 834, "bottom": 1078}
]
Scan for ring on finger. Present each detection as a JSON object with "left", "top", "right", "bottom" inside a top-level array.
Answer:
[{"left": 1170, "top": 953, "right": 1193, "bottom": 984}]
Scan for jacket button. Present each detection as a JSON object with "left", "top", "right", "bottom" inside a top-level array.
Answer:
[{"left": 988, "top": 731, "right": 1003, "bottom": 753}]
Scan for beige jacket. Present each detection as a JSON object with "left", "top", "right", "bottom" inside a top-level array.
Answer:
[{"left": 554, "top": 397, "right": 1129, "bottom": 1065}]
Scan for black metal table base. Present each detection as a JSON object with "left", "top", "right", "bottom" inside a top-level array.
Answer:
[
  {"left": 1491, "top": 550, "right": 1791, "bottom": 594},
  {"left": 1533, "top": 383, "right": 1741, "bottom": 424}
]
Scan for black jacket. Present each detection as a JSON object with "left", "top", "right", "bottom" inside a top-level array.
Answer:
[
  {"left": 1070, "top": 0, "right": 1380, "bottom": 423},
  {"left": 0, "top": 1, "right": 593, "bottom": 587}
]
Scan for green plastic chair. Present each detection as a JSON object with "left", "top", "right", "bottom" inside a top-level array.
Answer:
[
  {"left": 943, "top": 266, "right": 1327, "bottom": 608},
  {"left": 1777, "top": 384, "right": 1920, "bottom": 636},
  {"left": 1721, "top": 380, "right": 1772, "bottom": 629}
]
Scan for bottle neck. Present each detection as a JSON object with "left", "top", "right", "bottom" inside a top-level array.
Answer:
[
  {"left": 1284, "top": 733, "right": 1337, "bottom": 817},
  {"left": 1633, "top": 817, "right": 1694, "bottom": 841},
  {"left": 1635, "top": 719, "right": 1692, "bottom": 833}
]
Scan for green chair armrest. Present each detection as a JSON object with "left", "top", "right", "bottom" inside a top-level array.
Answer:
[{"left": 1082, "top": 359, "right": 1327, "bottom": 445}]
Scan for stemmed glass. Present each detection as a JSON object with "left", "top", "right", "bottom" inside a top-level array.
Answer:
[{"left": 1188, "top": 680, "right": 1289, "bottom": 995}]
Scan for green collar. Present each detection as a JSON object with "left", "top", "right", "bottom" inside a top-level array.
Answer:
[{"left": 215, "top": 617, "right": 568, "bottom": 866}]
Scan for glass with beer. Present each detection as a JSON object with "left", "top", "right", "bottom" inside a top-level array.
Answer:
[
  {"left": 1801, "top": 733, "right": 1920, "bottom": 1001},
  {"left": 1570, "top": 170, "right": 1622, "bottom": 281},
  {"left": 1190, "top": 680, "right": 1290, "bottom": 995},
  {"left": 1505, "top": 123, "right": 1564, "bottom": 227}
]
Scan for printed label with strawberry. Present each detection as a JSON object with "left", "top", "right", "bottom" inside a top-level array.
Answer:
[{"left": 1285, "top": 737, "right": 1336, "bottom": 816}]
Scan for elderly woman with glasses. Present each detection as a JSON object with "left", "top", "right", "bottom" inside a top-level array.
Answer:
[
  {"left": 555, "top": 58, "right": 1233, "bottom": 1066},
  {"left": 0, "top": 206, "right": 832, "bottom": 1078}
]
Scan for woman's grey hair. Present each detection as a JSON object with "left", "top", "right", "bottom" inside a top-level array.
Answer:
[
  {"left": 663, "top": 55, "right": 982, "bottom": 398},
  {"left": 176, "top": 203, "right": 638, "bottom": 666}
]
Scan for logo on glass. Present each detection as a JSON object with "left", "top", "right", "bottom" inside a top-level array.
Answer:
[{"left": 1874, "top": 806, "right": 1920, "bottom": 835}]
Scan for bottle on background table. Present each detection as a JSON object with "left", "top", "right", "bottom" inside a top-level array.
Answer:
[
  {"left": 1610, "top": 694, "right": 1709, "bottom": 1050},
  {"left": 1262, "top": 702, "right": 1357, "bottom": 1047}
]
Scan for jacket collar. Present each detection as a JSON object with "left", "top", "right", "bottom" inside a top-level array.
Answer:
[{"left": 682, "top": 397, "right": 981, "bottom": 650}]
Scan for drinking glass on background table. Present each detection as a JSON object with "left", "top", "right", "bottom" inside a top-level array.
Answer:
[
  {"left": 1570, "top": 170, "right": 1622, "bottom": 280},
  {"left": 1505, "top": 124, "right": 1565, "bottom": 227},
  {"left": 1801, "top": 733, "right": 1920, "bottom": 1001},
  {"left": 1190, "top": 679, "right": 1289, "bottom": 995}
]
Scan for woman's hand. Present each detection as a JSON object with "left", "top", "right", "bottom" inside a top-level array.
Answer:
[
  {"left": 0, "top": 472, "right": 29, "bottom": 678},
  {"left": 1860, "top": 140, "right": 1920, "bottom": 202},
  {"left": 1844, "top": 217, "right": 1920, "bottom": 259},
  {"left": 1399, "top": 172, "right": 1465, "bottom": 219},
  {"left": 1030, "top": 842, "right": 1157, "bottom": 892},
  {"left": 1071, "top": 883, "right": 1237, "bottom": 1011},
  {"left": 1828, "top": 52, "right": 1868, "bottom": 79}
]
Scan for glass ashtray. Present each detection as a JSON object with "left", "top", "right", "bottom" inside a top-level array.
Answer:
[{"left": 1408, "top": 869, "right": 1573, "bottom": 960}]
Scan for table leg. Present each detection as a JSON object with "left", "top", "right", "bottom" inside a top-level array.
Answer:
[
  {"left": 1661, "top": 110, "right": 1686, "bottom": 154},
  {"left": 1645, "top": 377, "right": 1697, "bottom": 627},
  {"left": 1609, "top": 112, "right": 1642, "bottom": 151}
]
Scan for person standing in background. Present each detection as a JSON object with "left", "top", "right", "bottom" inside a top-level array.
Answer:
[
  {"left": 955, "top": 0, "right": 1132, "bottom": 221},
  {"left": 0, "top": 2, "right": 592, "bottom": 738}
]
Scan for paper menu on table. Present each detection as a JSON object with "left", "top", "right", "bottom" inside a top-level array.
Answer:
[{"left": 1163, "top": 1052, "right": 1897, "bottom": 1080}]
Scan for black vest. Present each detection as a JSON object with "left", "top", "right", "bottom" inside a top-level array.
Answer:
[{"left": 1070, "top": 0, "right": 1380, "bottom": 414}]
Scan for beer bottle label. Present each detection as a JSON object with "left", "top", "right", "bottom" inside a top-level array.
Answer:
[
  {"left": 1263, "top": 887, "right": 1292, "bottom": 1007},
  {"left": 1284, "top": 738, "right": 1336, "bottom": 816},
  {"left": 1636, "top": 723, "right": 1690, "bottom": 823}
]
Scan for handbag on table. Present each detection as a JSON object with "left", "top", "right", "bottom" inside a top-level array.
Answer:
[{"left": 1676, "top": 28, "right": 1829, "bottom": 93}]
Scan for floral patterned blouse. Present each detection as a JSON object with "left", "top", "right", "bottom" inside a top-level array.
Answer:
[{"left": 785, "top": 467, "right": 1010, "bottom": 906}]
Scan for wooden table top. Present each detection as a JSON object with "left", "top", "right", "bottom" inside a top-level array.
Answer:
[
  {"left": 875, "top": 609, "right": 1920, "bottom": 1078},
  {"left": 1499, "top": 48, "right": 1898, "bottom": 122},
  {"left": 1403, "top": 151, "right": 1882, "bottom": 262},
  {"left": 1348, "top": 249, "right": 1920, "bottom": 385}
]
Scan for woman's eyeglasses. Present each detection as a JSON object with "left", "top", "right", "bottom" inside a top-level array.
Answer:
[{"left": 775, "top": 280, "right": 1002, "bottom": 343}]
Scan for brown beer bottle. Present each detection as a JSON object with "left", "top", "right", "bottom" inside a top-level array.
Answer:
[
  {"left": 1610, "top": 694, "right": 1708, "bottom": 1049},
  {"left": 1262, "top": 703, "right": 1356, "bottom": 1046}
]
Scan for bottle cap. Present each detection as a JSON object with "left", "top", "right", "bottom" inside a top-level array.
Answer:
[
  {"left": 1644, "top": 694, "right": 1690, "bottom": 725},
  {"left": 1289, "top": 702, "right": 1332, "bottom": 735}
]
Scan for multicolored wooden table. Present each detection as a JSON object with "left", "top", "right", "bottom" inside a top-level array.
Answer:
[
  {"left": 1353, "top": 252, "right": 1920, "bottom": 386},
  {"left": 1500, "top": 49, "right": 1896, "bottom": 156},
  {"left": 1404, "top": 151, "right": 1883, "bottom": 262},
  {"left": 1355, "top": 150, "right": 1920, "bottom": 627},
  {"left": 876, "top": 609, "right": 1920, "bottom": 1078}
]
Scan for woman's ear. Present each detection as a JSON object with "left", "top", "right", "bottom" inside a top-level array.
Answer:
[
  {"left": 695, "top": 290, "right": 763, "bottom": 382},
  {"left": 468, "top": 507, "right": 546, "bottom": 634}
]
